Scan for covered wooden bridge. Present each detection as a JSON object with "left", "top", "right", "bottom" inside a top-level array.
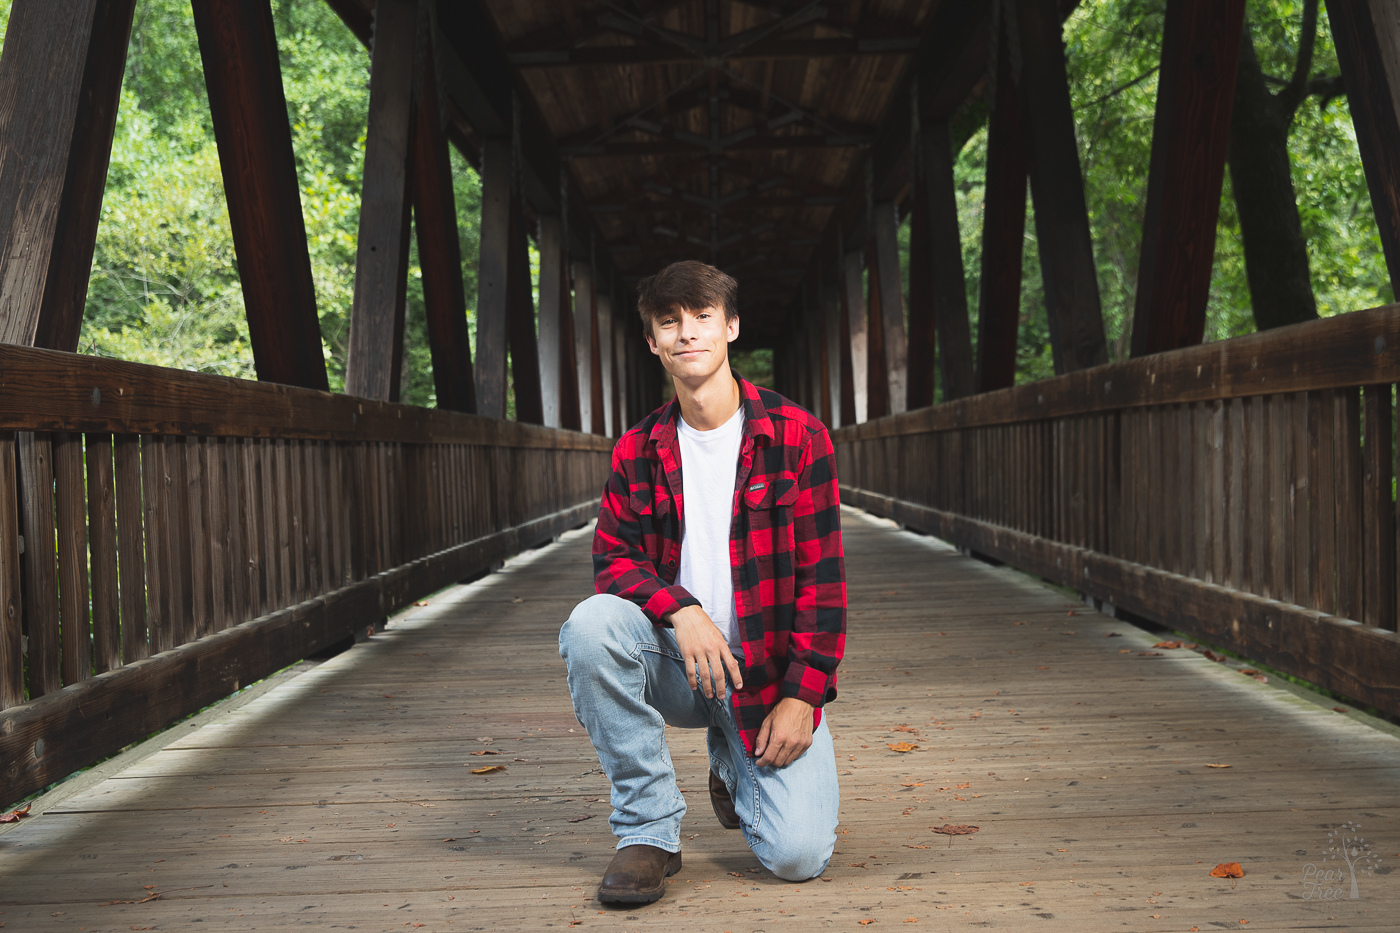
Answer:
[{"left": 2, "top": 0, "right": 1400, "bottom": 928}]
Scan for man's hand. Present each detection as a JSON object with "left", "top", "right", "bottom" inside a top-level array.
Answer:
[
  {"left": 754, "top": 697, "right": 815, "bottom": 768},
  {"left": 667, "top": 605, "right": 743, "bottom": 699}
]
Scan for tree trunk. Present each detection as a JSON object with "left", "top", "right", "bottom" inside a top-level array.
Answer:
[{"left": 1227, "top": 25, "right": 1319, "bottom": 330}]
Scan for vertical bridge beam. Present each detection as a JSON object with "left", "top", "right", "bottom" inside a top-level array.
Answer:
[
  {"left": 507, "top": 191, "right": 543, "bottom": 425},
  {"left": 572, "top": 258, "right": 596, "bottom": 432},
  {"left": 871, "top": 201, "right": 909, "bottom": 415},
  {"left": 1014, "top": 0, "right": 1108, "bottom": 374},
  {"left": 346, "top": 0, "right": 418, "bottom": 401},
  {"left": 843, "top": 250, "right": 868, "bottom": 424},
  {"left": 539, "top": 213, "right": 581, "bottom": 429},
  {"left": 1130, "top": 0, "right": 1246, "bottom": 357},
  {"left": 823, "top": 270, "right": 844, "bottom": 428},
  {"left": 976, "top": 14, "right": 1028, "bottom": 394},
  {"left": 0, "top": 0, "right": 135, "bottom": 351},
  {"left": 475, "top": 137, "right": 511, "bottom": 418},
  {"left": 914, "top": 118, "right": 975, "bottom": 402},
  {"left": 1327, "top": 0, "right": 1400, "bottom": 293},
  {"left": 411, "top": 39, "right": 476, "bottom": 413}
]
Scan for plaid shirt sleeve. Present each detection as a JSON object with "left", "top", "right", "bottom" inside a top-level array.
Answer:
[
  {"left": 781, "top": 422, "right": 846, "bottom": 707},
  {"left": 592, "top": 433, "right": 700, "bottom": 624}
]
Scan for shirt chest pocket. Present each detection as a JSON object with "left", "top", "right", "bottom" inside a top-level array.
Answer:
[{"left": 742, "top": 476, "right": 798, "bottom": 552}]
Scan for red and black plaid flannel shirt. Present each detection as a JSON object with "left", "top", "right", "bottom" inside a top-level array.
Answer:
[{"left": 593, "top": 374, "right": 846, "bottom": 756}]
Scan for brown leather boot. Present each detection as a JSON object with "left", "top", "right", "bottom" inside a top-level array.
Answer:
[
  {"left": 597, "top": 844, "right": 682, "bottom": 903},
  {"left": 709, "top": 769, "right": 740, "bottom": 830}
]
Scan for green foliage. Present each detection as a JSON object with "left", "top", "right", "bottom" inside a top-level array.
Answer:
[
  {"left": 0, "top": 0, "right": 485, "bottom": 407},
  {"left": 933, "top": 0, "right": 1390, "bottom": 388}
]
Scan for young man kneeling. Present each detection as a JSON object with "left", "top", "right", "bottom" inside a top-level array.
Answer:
[{"left": 559, "top": 260, "right": 846, "bottom": 904}]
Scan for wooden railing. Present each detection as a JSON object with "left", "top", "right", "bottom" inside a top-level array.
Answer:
[
  {"left": 833, "top": 305, "right": 1400, "bottom": 718},
  {"left": 0, "top": 346, "right": 611, "bottom": 805}
]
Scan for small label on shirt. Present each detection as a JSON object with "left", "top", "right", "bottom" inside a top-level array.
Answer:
[{"left": 748, "top": 482, "right": 765, "bottom": 491}]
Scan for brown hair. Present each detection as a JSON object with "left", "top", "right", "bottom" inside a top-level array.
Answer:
[{"left": 635, "top": 260, "right": 738, "bottom": 337}]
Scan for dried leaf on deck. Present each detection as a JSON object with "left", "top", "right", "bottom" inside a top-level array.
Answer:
[
  {"left": 932, "top": 824, "right": 979, "bottom": 835},
  {"left": 0, "top": 804, "right": 32, "bottom": 823},
  {"left": 1153, "top": 641, "right": 1182, "bottom": 649},
  {"left": 892, "top": 725, "right": 919, "bottom": 733},
  {"left": 859, "top": 920, "right": 876, "bottom": 925},
  {"left": 567, "top": 814, "right": 596, "bottom": 823},
  {"left": 470, "top": 750, "right": 501, "bottom": 756},
  {"left": 1333, "top": 706, "right": 1348, "bottom": 713},
  {"left": 470, "top": 765, "right": 507, "bottom": 774},
  {"left": 1210, "top": 862, "right": 1244, "bottom": 878},
  {"left": 1205, "top": 763, "right": 1231, "bottom": 769},
  {"left": 887, "top": 742, "right": 919, "bottom": 752}
]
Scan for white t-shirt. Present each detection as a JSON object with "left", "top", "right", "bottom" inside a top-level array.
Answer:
[{"left": 676, "top": 406, "right": 746, "bottom": 648}]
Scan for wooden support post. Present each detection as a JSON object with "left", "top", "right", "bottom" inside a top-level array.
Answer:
[
  {"left": 824, "top": 273, "right": 844, "bottom": 427},
  {"left": 589, "top": 271, "right": 606, "bottom": 435},
  {"left": 916, "top": 119, "right": 976, "bottom": 402},
  {"left": 506, "top": 194, "right": 543, "bottom": 425},
  {"left": 1130, "top": 0, "right": 1246, "bottom": 357},
  {"left": 865, "top": 240, "right": 891, "bottom": 419},
  {"left": 411, "top": 41, "right": 475, "bottom": 413},
  {"left": 345, "top": 0, "right": 417, "bottom": 401},
  {"left": 0, "top": 433, "right": 21, "bottom": 709},
  {"left": 598, "top": 291, "right": 615, "bottom": 437},
  {"left": 538, "top": 214, "right": 566, "bottom": 428},
  {"left": 17, "top": 434, "right": 58, "bottom": 699},
  {"left": 1013, "top": 0, "right": 1109, "bottom": 374},
  {"left": 0, "top": 0, "right": 133, "bottom": 349},
  {"left": 474, "top": 138, "right": 512, "bottom": 418},
  {"left": 613, "top": 317, "right": 628, "bottom": 435},
  {"left": 872, "top": 201, "right": 909, "bottom": 415},
  {"left": 572, "top": 259, "right": 596, "bottom": 431},
  {"left": 976, "top": 17, "right": 1028, "bottom": 394},
  {"left": 1326, "top": 0, "right": 1400, "bottom": 292},
  {"left": 555, "top": 235, "right": 582, "bottom": 431},
  {"left": 193, "top": 0, "right": 328, "bottom": 389},
  {"left": 844, "top": 250, "right": 869, "bottom": 423},
  {"left": 836, "top": 266, "right": 856, "bottom": 426},
  {"left": 907, "top": 166, "right": 937, "bottom": 410}
]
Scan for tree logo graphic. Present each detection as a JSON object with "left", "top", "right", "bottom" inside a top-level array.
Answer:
[{"left": 1302, "top": 821, "right": 1383, "bottom": 899}]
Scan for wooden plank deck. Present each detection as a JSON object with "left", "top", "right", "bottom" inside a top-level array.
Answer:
[{"left": 2, "top": 507, "right": 1399, "bottom": 931}]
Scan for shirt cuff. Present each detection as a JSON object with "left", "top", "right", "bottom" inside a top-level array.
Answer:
[
  {"left": 780, "top": 661, "right": 837, "bottom": 708},
  {"left": 643, "top": 586, "right": 701, "bottom": 626}
]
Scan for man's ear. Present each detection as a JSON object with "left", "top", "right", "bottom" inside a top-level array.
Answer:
[
  {"left": 726, "top": 314, "right": 740, "bottom": 343},
  {"left": 646, "top": 332, "right": 660, "bottom": 356}
]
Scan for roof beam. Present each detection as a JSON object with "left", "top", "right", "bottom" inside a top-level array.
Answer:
[
  {"left": 564, "top": 132, "right": 871, "bottom": 157},
  {"left": 510, "top": 36, "right": 919, "bottom": 67}
]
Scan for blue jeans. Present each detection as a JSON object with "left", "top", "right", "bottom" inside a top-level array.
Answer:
[{"left": 558, "top": 593, "right": 840, "bottom": 881}]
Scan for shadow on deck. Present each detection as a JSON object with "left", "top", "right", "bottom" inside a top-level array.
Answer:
[{"left": 1, "top": 508, "right": 1398, "bottom": 931}]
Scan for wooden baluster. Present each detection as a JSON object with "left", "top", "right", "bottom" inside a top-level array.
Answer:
[
  {"left": 82, "top": 423, "right": 112, "bottom": 658},
  {"left": 185, "top": 436, "right": 210, "bottom": 639},
  {"left": 140, "top": 436, "right": 170, "bottom": 653},
  {"left": 165, "top": 435, "right": 193, "bottom": 645},
  {"left": 1271, "top": 395, "right": 1293, "bottom": 604},
  {"left": 203, "top": 437, "right": 228, "bottom": 632},
  {"left": 1362, "top": 384, "right": 1395, "bottom": 628},
  {"left": 114, "top": 434, "right": 147, "bottom": 661},
  {"left": 53, "top": 433, "right": 91, "bottom": 684},
  {"left": 1226, "top": 398, "right": 1246, "bottom": 591},
  {"left": 0, "top": 432, "right": 24, "bottom": 708}
]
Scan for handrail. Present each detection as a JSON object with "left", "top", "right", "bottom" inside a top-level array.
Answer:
[
  {"left": 832, "top": 306, "right": 1400, "bottom": 720},
  {"left": 0, "top": 345, "right": 610, "bottom": 806}
]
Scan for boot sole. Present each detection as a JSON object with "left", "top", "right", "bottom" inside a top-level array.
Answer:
[{"left": 597, "top": 852, "right": 683, "bottom": 904}]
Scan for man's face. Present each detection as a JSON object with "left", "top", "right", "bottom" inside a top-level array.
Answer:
[{"left": 646, "top": 305, "right": 739, "bottom": 383}]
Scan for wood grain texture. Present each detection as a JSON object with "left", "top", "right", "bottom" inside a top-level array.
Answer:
[
  {"left": 3, "top": 512, "right": 1399, "bottom": 929},
  {"left": 0, "top": 344, "right": 612, "bottom": 450},
  {"left": 0, "top": 0, "right": 101, "bottom": 347},
  {"left": 1130, "top": 0, "right": 1245, "bottom": 357},
  {"left": 872, "top": 200, "right": 909, "bottom": 414},
  {"left": 190, "top": 0, "right": 328, "bottom": 390},
  {"left": 832, "top": 304, "right": 1400, "bottom": 441},
  {"left": 345, "top": 0, "right": 417, "bottom": 402},
  {"left": 915, "top": 120, "right": 975, "bottom": 401},
  {"left": 32, "top": 0, "right": 138, "bottom": 354},
  {"left": 52, "top": 432, "right": 91, "bottom": 686},
  {"left": 412, "top": 41, "right": 476, "bottom": 415},
  {"left": 85, "top": 433, "right": 119, "bottom": 674},
  {"left": 18, "top": 432, "right": 60, "bottom": 698},
  {"left": 0, "top": 432, "right": 22, "bottom": 708},
  {"left": 1327, "top": 0, "right": 1400, "bottom": 290},
  {"left": 507, "top": 193, "right": 545, "bottom": 426},
  {"left": 475, "top": 137, "right": 513, "bottom": 419},
  {"left": 1014, "top": 0, "right": 1108, "bottom": 374},
  {"left": 975, "top": 17, "right": 1027, "bottom": 394}
]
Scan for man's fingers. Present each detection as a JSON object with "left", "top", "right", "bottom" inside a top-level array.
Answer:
[{"left": 721, "top": 645, "right": 743, "bottom": 690}]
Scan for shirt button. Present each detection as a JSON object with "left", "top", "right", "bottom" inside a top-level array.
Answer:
[{"left": 667, "top": 559, "right": 677, "bottom": 567}]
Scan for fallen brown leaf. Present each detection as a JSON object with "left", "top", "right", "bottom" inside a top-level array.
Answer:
[
  {"left": 932, "top": 824, "right": 979, "bottom": 835},
  {"left": 1205, "top": 763, "right": 1232, "bottom": 769},
  {"left": 1333, "top": 706, "right": 1348, "bottom": 713},
  {"left": 1239, "top": 668, "right": 1259, "bottom": 675},
  {"left": 1019, "top": 881, "right": 1036, "bottom": 886},
  {"left": 1036, "top": 665, "right": 1050, "bottom": 670},
  {"left": 566, "top": 814, "right": 595, "bottom": 823},
  {"left": 859, "top": 921, "right": 876, "bottom": 926},
  {"left": 470, "top": 765, "right": 507, "bottom": 774},
  {"left": 1210, "top": 862, "right": 1244, "bottom": 878},
  {"left": 893, "top": 724, "right": 919, "bottom": 733},
  {"left": 0, "top": 804, "right": 32, "bottom": 823},
  {"left": 1138, "top": 651, "right": 1164, "bottom": 656},
  {"left": 470, "top": 750, "right": 501, "bottom": 756},
  {"left": 1153, "top": 641, "right": 1182, "bottom": 649},
  {"left": 887, "top": 742, "right": 918, "bottom": 752}
]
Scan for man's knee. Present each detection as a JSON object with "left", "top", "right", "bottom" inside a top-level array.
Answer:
[
  {"left": 761, "top": 832, "right": 834, "bottom": 882},
  {"left": 559, "top": 593, "right": 646, "bottom": 663}
]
